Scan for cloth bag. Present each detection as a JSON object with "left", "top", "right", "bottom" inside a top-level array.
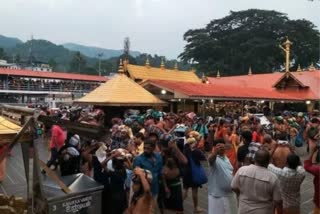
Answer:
[{"left": 189, "top": 155, "right": 207, "bottom": 185}]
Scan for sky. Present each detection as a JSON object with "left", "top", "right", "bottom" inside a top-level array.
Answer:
[{"left": 1, "top": 0, "right": 319, "bottom": 59}]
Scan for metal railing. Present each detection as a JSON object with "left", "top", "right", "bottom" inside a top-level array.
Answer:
[{"left": 0, "top": 83, "right": 97, "bottom": 93}]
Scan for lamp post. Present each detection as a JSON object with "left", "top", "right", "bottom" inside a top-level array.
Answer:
[{"left": 97, "top": 53, "right": 103, "bottom": 76}]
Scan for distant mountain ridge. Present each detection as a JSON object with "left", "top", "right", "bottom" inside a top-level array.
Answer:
[
  {"left": 63, "top": 43, "right": 141, "bottom": 59},
  {"left": 0, "top": 35, "right": 23, "bottom": 48}
]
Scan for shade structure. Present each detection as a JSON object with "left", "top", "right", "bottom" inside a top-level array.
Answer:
[
  {"left": 0, "top": 116, "right": 22, "bottom": 147},
  {"left": 74, "top": 73, "right": 166, "bottom": 106},
  {"left": 0, "top": 116, "right": 21, "bottom": 135}
]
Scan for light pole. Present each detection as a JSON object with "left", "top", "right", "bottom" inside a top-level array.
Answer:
[{"left": 97, "top": 53, "right": 103, "bottom": 76}]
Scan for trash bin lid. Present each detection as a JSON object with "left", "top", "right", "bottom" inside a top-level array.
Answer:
[{"left": 42, "top": 173, "right": 103, "bottom": 200}]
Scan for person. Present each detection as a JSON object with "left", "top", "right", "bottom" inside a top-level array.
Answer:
[
  {"left": 133, "top": 132, "right": 145, "bottom": 155},
  {"left": 59, "top": 135, "right": 81, "bottom": 176},
  {"left": 133, "top": 139, "right": 163, "bottom": 199},
  {"left": 126, "top": 167, "right": 154, "bottom": 214},
  {"left": 162, "top": 157, "right": 183, "bottom": 214},
  {"left": 262, "top": 134, "right": 277, "bottom": 153},
  {"left": 208, "top": 142, "right": 237, "bottom": 214},
  {"left": 192, "top": 117, "right": 208, "bottom": 139},
  {"left": 183, "top": 137, "right": 206, "bottom": 213},
  {"left": 231, "top": 149, "right": 283, "bottom": 214},
  {"left": 268, "top": 153, "right": 305, "bottom": 214},
  {"left": 158, "top": 133, "right": 187, "bottom": 214},
  {"left": 304, "top": 143, "right": 320, "bottom": 214},
  {"left": 271, "top": 135, "right": 293, "bottom": 168},
  {"left": 237, "top": 130, "right": 252, "bottom": 168},
  {"left": 306, "top": 118, "right": 320, "bottom": 155},
  {"left": 46, "top": 123, "right": 66, "bottom": 170}
]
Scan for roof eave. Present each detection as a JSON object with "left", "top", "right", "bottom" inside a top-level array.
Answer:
[{"left": 73, "top": 101, "right": 167, "bottom": 106}]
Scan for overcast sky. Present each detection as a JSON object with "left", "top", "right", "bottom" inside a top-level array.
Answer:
[{"left": 1, "top": 0, "right": 319, "bottom": 59}]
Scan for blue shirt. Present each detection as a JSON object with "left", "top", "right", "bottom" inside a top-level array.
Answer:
[
  {"left": 133, "top": 152, "right": 163, "bottom": 196},
  {"left": 208, "top": 155, "right": 234, "bottom": 197}
]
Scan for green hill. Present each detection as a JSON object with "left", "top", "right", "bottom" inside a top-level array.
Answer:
[
  {"left": 0, "top": 35, "right": 22, "bottom": 48},
  {"left": 4, "top": 39, "right": 98, "bottom": 72},
  {"left": 63, "top": 43, "right": 140, "bottom": 59}
]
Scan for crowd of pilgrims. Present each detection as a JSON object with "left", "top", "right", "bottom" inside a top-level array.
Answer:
[{"left": 40, "top": 107, "right": 320, "bottom": 214}]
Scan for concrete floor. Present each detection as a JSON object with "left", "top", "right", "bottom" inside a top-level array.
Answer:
[{"left": 0, "top": 142, "right": 315, "bottom": 214}]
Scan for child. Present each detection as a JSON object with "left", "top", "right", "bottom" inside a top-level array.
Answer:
[{"left": 127, "top": 167, "right": 154, "bottom": 214}]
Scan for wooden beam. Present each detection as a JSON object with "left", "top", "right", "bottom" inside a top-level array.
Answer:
[{"left": 38, "top": 159, "right": 72, "bottom": 194}]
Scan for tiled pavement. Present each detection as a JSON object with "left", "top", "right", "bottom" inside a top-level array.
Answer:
[{"left": 0, "top": 142, "right": 315, "bottom": 214}]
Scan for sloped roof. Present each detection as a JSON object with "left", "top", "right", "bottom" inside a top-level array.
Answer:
[
  {"left": 142, "top": 79, "right": 302, "bottom": 101},
  {"left": 0, "top": 68, "right": 108, "bottom": 82},
  {"left": 0, "top": 116, "right": 21, "bottom": 134},
  {"left": 208, "top": 70, "right": 320, "bottom": 100},
  {"left": 126, "top": 64, "right": 201, "bottom": 83},
  {"left": 75, "top": 73, "right": 166, "bottom": 106},
  {"left": 208, "top": 72, "right": 283, "bottom": 89}
]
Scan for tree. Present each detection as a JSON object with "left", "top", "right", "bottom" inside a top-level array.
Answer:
[
  {"left": 48, "top": 58, "right": 57, "bottom": 70},
  {"left": 69, "top": 51, "right": 86, "bottom": 73},
  {"left": 179, "top": 9, "right": 320, "bottom": 76},
  {"left": 0, "top": 48, "right": 6, "bottom": 59}
]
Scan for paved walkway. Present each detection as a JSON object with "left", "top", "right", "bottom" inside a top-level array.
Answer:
[{"left": 0, "top": 143, "right": 315, "bottom": 214}]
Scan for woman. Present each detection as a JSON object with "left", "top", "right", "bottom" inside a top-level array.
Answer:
[
  {"left": 162, "top": 157, "right": 183, "bottom": 214},
  {"left": 183, "top": 137, "right": 206, "bottom": 213}
]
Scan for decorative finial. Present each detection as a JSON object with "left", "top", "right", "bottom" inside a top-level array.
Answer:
[
  {"left": 174, "top": 62, "right": 178, "bottom": 70},
  {"left": 145, "top": 57, "right": 150, "bottom": 68},
  {"left": 217, "top": 70, "right": 221, "bottom": 79},
  {"left": 160, "top": 57, "right": 165, "bottom": 70},
  {"left": 297, "top": 64, "right": 302, "bottom": 72},
  {"left": 118, "top": 59, "right": 124, "bottom": 73},
  {"left": 248, "top": 66, "right": 252, "bottom": 75},
  {"left": 309, "top": 62, "right": 315, "bottom": 71},
  {"left": 279, "top": 37, "right": 293, "bottom": 73},
  {"left": 123, "top": 58, "right": 129, "bottom": 71}
]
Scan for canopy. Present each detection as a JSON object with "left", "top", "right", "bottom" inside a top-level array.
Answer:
[
  {"left": 74, "top": 73, "right": 166, "bottom": 106},
  {"left": 0, "top": 116, "right": 21, "bottom": 135}
]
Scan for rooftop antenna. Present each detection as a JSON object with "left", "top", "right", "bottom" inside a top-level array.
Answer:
[{"left": 29, "top": 34, "right": 34, "bottom": 65}]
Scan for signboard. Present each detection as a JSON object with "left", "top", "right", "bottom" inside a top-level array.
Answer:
[{"left": 48, "top": 191, "right": 102, "bottom": 214}]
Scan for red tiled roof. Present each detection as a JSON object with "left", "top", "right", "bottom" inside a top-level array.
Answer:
[
  {"left": 0, "top": 68, "right": 108, "bottom": 82},
  {"left": 208, "top": 70, "right": 320, "bottom": 100},
  {"left": 143, "top": 79, "right": 303, "bottom": 101}
]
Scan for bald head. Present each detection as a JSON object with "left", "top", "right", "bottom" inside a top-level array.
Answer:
[
  {"left": 263, "top": 134, "right": 272, "bottom": 144},
  {"left": 254, "top": 149, "right": 270, "bottom": 168}
]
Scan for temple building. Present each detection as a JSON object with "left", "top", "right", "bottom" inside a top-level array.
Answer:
[{"left": 118, "top": 39, "right": 320, "bottom": 113}]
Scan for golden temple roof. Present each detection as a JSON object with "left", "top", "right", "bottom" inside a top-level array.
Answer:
[
  {"left": 0, "top": 116, "right": 21, "bottom": 135},
  {"left": 126, "top": 64, "right": 201, "bottom": 83},
  {"left": 75, "top": 72, "right": 166, "bottom": 106}
]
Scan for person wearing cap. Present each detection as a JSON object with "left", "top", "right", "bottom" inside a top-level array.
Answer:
[
  {"left": 183, "top": 137, "right": 206, "bottom": 213},
  {"left": 127, "top": 167, "right": 154, "bottom": 214},
  {"left": 208, "top": 140, "right": 237, "bottom": 214}
]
